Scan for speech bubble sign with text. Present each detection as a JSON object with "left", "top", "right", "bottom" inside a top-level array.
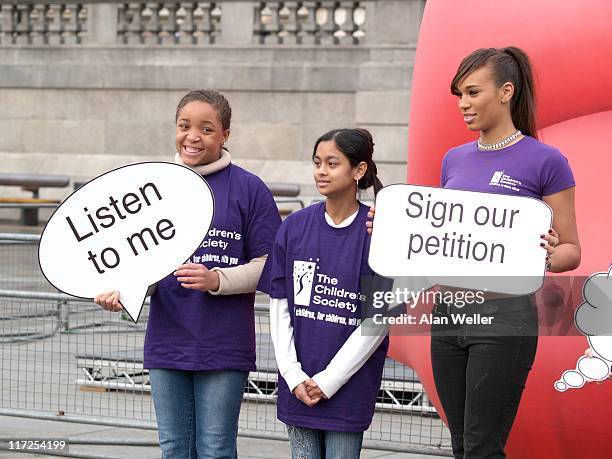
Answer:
[
  {"left": 39, "top": 162, "right": 214, "bottom": 322},
  {"left": 369, "top": 184, "right": 552, "bottom": 295}
]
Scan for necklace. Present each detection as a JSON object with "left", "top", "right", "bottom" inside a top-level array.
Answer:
[{"left": 477, "top": 130, "right": 522, "bottom": 151}]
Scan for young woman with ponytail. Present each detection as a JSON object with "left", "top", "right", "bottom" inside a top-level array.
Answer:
[
  {"left": 267, "top": 128, "right": 388, "bottom": 458},
  {"left": 431, "top": 47, "right": 580, "bottom": 458}
]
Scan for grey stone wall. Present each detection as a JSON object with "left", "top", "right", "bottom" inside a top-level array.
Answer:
[{"left": 0, "top": 0, "right": 423, "bottom": 200}]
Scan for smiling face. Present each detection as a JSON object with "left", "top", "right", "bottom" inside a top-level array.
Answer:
[
  {"left": 455, "top": 65, "right": 513, "bottom": 133},
  {"left": 313, "top": 140, "right": 362, "bottom": 198},
  {"left": 175, "top": 101, "right": 229, "bottom": 167}
]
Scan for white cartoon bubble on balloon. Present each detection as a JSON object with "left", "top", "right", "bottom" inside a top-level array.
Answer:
[{"left": 554, "top": 265, "right": 612, "bottom": 391}]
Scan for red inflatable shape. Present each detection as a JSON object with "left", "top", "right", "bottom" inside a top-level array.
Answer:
[{"left": 390, "top": 1, "right": 612, "bottom": 457}]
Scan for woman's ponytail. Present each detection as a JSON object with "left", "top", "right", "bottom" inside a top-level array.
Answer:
[{"left": 502, "top": 47, "right": 537, "bottom": 138}]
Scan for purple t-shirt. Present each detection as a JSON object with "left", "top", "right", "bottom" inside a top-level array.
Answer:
[
  {"left": 268, "top": 202, "right": 389, "bottom": 432},
  {"left": 144, "top": 164, "right": 281, "bottom": 371},
  {"left": 441, "top": 136, "right": 575, "bottom": 197}
]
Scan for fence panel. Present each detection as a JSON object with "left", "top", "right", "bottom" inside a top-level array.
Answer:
[{"left": 0, "top": 233, "right": 452, "bottom": 455}]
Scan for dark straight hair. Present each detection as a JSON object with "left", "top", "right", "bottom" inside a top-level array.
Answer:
[
  {"left": 312, "top": 128, "right": 383, "bottom": 196},
  {"left": 450, "top": 47, "right": 537, "bottom": 138}
]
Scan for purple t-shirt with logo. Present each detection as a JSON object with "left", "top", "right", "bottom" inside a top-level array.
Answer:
[
  {"left": 441, "top": 136, "right": 575, "bottom": 197},
  {"left": 268, "top": 202, "right": 389, "bottom": 432},
  {"left": 144, "top": 164, "right": 281, "bottom": 371}
]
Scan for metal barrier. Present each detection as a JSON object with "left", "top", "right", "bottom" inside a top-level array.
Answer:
[{"left": 0, "top": 233, "right": 452, "bottom": 456}]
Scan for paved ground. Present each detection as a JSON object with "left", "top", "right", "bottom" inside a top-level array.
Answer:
[{"left": 0, "top": 415, "right": 450, "bottom": 458}]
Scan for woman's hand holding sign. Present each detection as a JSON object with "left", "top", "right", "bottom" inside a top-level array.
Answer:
[
  {"left": 174, "top": 263, "right": 220, "bottom": 292},
  {"left": 540, "top": 228, "right": 559, "bottom": 271},
  {"left": 540, "top": 188, "right": 581, "bottom": 273},
  {"left": 365, "top": 206, "right": 375, "bottom": 234},
  {"left": 94, "top": 291, "right": 123, "bottom": 312},
  {"left": 94, "top": 262, "right": 220, "bottom": 314}
]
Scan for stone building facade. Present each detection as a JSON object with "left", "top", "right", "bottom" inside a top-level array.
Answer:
[{"left": 0, "top": 1, "right": 424, "bottom": 199}]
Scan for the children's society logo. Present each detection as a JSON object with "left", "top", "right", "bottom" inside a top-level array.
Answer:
[
  {"left": 293, "top": 260, "right": 317, "bottom": 306},
  {"left": 292, "top": 259, "right": 362, "bottom": 326},
  {"left": 489, "top": 171, "right": 504, "bottom": 184},
  {"left": 489, "top": 170, "right": 522, "bottom": 192}
]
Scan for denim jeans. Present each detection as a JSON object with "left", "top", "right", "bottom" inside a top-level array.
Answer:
[
  {"left": 149, "top": 368, "right": 248, "bottom": 459},
  {"left": 286, "top": 425, "right": 364, "bottom": 459},
  {"left": 430, "top": 296, "right": 538, "bottom": 458}
]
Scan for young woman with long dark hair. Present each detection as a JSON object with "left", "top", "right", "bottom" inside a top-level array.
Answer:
[
  {"left": 268, "top": 128, "right": 389, "bottom": 459},
  {"left": 432, "top": 47, "right": 580, "bottom": 458},
  {"left": 366, "top": 46, "right": 580, "bottom": 458}
]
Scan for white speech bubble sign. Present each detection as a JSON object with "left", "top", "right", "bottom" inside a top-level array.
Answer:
[
  {"left": 39, "top": 162, "right": 214, "bottom": 322},
  {"left": 369, "top": 184, "right": 552, "bottom": 295}
]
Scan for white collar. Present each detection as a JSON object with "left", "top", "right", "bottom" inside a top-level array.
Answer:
[{"left": 324, "top": 209, "right": 359, "bottom": 228}]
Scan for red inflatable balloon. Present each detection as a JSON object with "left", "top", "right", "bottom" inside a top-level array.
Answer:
[{"left": 391, "top": 1, "right": 612, "bottom": 457}]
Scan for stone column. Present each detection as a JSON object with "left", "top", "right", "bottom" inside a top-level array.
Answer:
[
  {"left": 218, "top": 1, "right": 254, "bottom": 45},
  {"left": 364, "top": 0, "right": 425, "bottom": 46},
  {"left": 0, "top": 5, "right": 14, "bottom": 45},
  {"left": 85, "top": 3, "right": 118, "bottom": 45}
]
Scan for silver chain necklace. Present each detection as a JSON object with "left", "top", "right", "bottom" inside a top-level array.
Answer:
[{"left": 477, "top": 130, "right": 522, "bottom": 151}]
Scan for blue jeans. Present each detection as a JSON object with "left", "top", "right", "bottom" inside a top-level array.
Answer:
[
  {"left": 286, "top": 425, "right": 364, "bottom": 459},
  {"left": 149, "top": 369, "right": 248, "bottom": 459}
]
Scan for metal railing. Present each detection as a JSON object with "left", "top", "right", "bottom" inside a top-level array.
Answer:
[{"left": 0, "top": 232, "right": 452, "bottom": 456}]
